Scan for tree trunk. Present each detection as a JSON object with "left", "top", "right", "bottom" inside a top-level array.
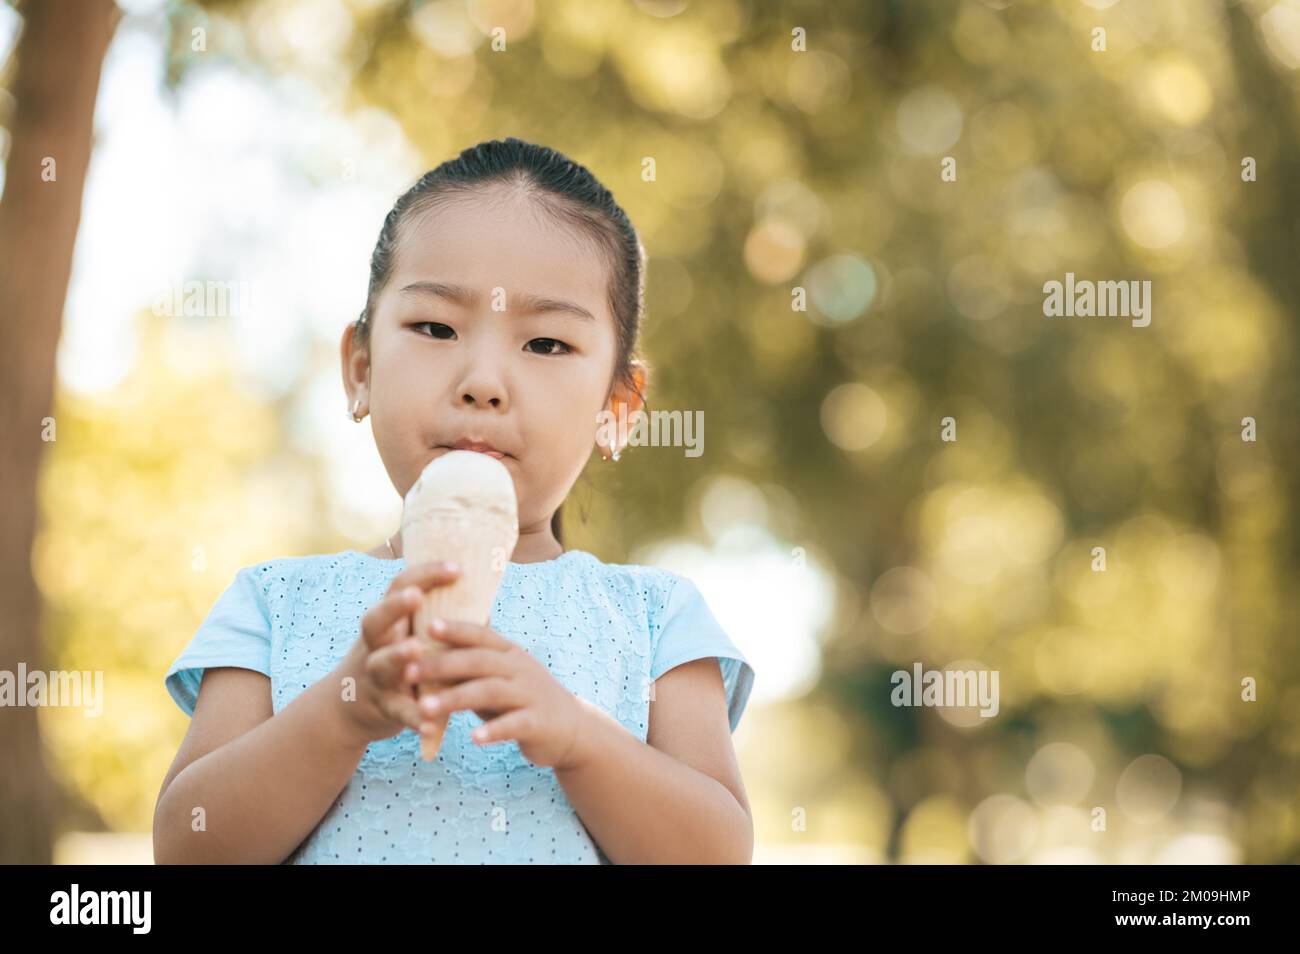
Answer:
[{"left": 0, "top": 0, "right": 121, "bottom": 864}]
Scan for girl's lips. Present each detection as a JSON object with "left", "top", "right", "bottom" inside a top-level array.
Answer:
[{"left": 442, "top": 443, "right": 508, "bottom": 459}]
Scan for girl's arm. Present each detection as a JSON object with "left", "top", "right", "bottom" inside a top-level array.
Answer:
[
  {"left": 554, "top": 657, "right": 754, "bottom": 864},
  {"left": 152, "top": 663, "right": 371, "bottom": 865},
  {"left": 155, "top": 562, "right": 459, "bottom": 864}
]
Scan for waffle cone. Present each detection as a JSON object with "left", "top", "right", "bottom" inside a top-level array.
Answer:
[{"left": 399, "top": 451, "right": 519, "bottom": 760}]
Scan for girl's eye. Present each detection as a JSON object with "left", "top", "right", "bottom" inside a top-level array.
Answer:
[
  {"left": 412, "top": 322, "right": 570, "bottom": 356},
  {"left": 525, "top": 337, "right": 573, "bottom": 356},
  {"left": 413, "top": 321, "right": 456, "bottom": 339}
]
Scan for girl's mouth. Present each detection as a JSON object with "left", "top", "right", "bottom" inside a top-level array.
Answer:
[{"left": 444, "top": 439, "right": 508, "bottom": 459}]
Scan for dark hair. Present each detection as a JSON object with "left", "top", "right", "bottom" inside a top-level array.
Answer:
[{"left": 354, "top": 138, "right": 648, "bottom": 547}]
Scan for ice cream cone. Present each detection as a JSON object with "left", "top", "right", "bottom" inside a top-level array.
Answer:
[{"left": 400, "top": 450, "right": 519, "bottom": 760}]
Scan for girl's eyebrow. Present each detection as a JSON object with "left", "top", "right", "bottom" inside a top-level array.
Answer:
[{"left": 399, "top": 281, "right": 595, "bottom": 323}]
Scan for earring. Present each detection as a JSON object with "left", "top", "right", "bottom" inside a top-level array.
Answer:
[{"left": 349, "top": 398, "right": 363, "bottom": 422}]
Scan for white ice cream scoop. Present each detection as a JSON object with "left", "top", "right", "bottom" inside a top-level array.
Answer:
[{"left": 400, "top": 449, "right": 519, "bottom": 760}]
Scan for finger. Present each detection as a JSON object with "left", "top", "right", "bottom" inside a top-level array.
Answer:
[
  {"left": 361, "top": 587, "right": 423, "bottom": 650},
  {"left": 366, "top": 637, "right": 422, "bottom": 689},
  {"left": 367, "top": 563, "right": 460, "bottom": 649},
  {"left": 392, "top": 609, "right": 412, "bottom": 643},
  {"left": 471, "top": 709, "right": 537, "bottom": 745},
  {"left": 411, "top": 647, "right": 513, "bottom": 685},
  {"left": 418, "top": 677, "right": 517, "bottom": 718},
  {"left": 380, "top": 690, "right": 424, "bottom": 733},
  {"left": 387, "top": 560, "right": 461, "bottom": 596},
  {"left": 424, "top": 617, "right": 515, "bottom": 652}
]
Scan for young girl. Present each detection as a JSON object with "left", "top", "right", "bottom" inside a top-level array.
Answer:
[{"left": 155, "top": 138, "right": 755, "bottom": 864}]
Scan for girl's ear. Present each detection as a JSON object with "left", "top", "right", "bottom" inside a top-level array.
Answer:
[
  {"left": 609, "top": 360, "right": 647, "bottom": 418},
  {"left": 597, "top": 361, "right": 648, "bottom": 458},
  {"left": 340, "top": 320, "right": 371, "bottom": 412}
]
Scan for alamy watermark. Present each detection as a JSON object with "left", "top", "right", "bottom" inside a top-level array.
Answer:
[
  {"left": 595, "top": 405, "right": 704, "bottom": 458},
  {"left": 890, "top": 663, "right": 999, "bottom": 718},
  {"left": 152, "top": 279, "right": 255, "bottom": 318},
  {"left": 1043, "top": 272, "right": 1151, "bottom": 328},
  {"left": 50, "top": 884, "right": 150, "bottom": 934},
  {"left": 0, "top": 664, "right": 103, "bottom": 717}
]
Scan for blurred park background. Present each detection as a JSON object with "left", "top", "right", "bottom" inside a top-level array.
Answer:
[{"left": 2, "top": 0, "right": 1298, "bottom": 864}]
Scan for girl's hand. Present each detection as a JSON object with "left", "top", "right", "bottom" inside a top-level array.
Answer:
[
  {"left": 407, "top": 618, "right": 592, "bottom": 770},
  {"left": 333, "top": 561, "right": 462, "bottom": 745}
]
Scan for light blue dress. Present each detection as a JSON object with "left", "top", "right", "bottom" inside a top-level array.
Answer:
[{"left": 163, "top": 548, "right": 755, "bottom": 864}]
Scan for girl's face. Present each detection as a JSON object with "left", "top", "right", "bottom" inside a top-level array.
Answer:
[{"left": 342, "top": 187, "right": 643, "bottom": 562}]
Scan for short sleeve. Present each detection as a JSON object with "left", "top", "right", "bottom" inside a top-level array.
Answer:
[
  {"left": 164, "top": 566, "right": 273, "bottom": 718},
  {"left": 650, "top": 576, "right": 755, "bottom": 733}
]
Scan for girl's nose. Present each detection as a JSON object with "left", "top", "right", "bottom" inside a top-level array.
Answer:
[
  {"left": 452, "top": 338, "right": 509, "bottom": 408},
  {"left": 461, "top": 391, "right": 502, "bottom": 408}
]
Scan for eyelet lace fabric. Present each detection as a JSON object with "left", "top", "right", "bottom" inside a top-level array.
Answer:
[{"left": 169, "top": 548, "right": 753, "bottom": 864}]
